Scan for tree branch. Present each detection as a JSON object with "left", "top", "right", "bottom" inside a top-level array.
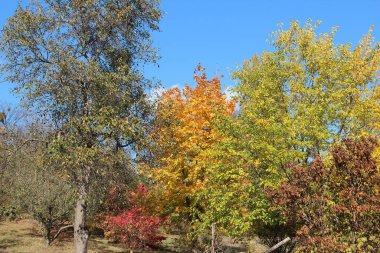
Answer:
[
  {"left": 50, "top": 224, "right": 74, "bottom": 244},
  {"left": 264, "top": 237, "right": 291, "bottom": 253}
]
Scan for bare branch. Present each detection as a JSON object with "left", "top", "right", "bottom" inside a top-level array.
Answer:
[
  {"left": 50, "top": 224, "right": 74, "bottom": 245},
  {"left": 264, "top": 237, "right": 291, "bottom": 253}
]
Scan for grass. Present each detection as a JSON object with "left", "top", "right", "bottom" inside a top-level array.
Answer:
[
  {"left": 0, "top": 219, "right": 174, "bottom": 253},
  {"left": 0, "top": 219, "right": 268, "bottom": 253}
]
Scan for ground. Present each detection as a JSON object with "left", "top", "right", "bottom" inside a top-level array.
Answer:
[
  {"left": 0, "top": 219, "right": 267, "bottom": 253},
  {"left": 0, "top": 219, "right": 172, "bottom": 253}
]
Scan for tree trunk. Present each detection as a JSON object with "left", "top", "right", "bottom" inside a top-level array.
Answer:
[
  {"left": 74, "top": 168, "right": 89, "bottom": 253},
  {"left": 211, "top": 222, "right": 216, "bottom": 253},
  {"left": 44, "top": 224, "right": 52, "bottom": 246}
]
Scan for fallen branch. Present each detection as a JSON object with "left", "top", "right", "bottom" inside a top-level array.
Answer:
[
  {"left": 264, "top": 237, "right": 291, "bottom": 253},
  {"left": 49, "top": 224, "right": 74, "bottom": 245}
]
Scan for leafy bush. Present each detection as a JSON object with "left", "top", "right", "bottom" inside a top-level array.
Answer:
[
  {"left": 102, "top": 207, "right": 166, "bottom": 248},
  {"left": 0, "top": 206, "right": 17, "bottom": 221},
  {"left": 267, "top": 137, "right": 380, "bottom": 252},
  {"left": 100, "top": 184, "right": 166, "bottom": 248}
]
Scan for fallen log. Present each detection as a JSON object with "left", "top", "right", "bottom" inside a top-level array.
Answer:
[{"left": 264, "top": 237, "right": 291, "bottom": 253}]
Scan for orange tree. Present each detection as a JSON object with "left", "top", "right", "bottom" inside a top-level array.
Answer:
[{"left": 145, "top": 66, "right": 235, "bottom": 239}]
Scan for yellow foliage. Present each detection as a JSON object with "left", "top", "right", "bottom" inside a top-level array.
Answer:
[{"left": 146, "top": 66, "right": 236, "bottom": 219}]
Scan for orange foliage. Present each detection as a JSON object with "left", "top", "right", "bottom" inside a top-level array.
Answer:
[{"left": 147, "top": 65, "right": 236, "bottom": 219}]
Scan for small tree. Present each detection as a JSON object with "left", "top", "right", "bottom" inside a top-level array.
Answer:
[
  {"left": 12, "top": 156, "right": 75, "bottom": 245},
  {"left": 1, "top": 113, "right": 75, "bottom": 245},
  {"left": 267, "top": 136, "right": 380, "bottom": 252}
]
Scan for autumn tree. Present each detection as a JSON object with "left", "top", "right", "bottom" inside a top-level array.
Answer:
[
  {"left": 146, "top": 66, "right": 235, "bottom": 245},
  {"left": 267, "top": 136, "right": 380, "bottom": 252},
  {"left": 233, "top": 21, "right": 380, "bottom": 177},
  {"left": 0, "top": 1, "right": 161, "bottom": 252},
  {"left": 203, "top": 21, "right": 380, "bottom": 246}
]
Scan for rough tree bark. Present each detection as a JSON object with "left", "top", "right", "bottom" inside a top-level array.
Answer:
[
  {"left": 74, "top": 188, "right": 88, "bottom": 252},
  {"left": 74, "top": 167, "right": 90, "bottom": 253}
]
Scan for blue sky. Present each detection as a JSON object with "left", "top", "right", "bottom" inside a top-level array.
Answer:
[{"left": 1, "top": 0, "right": 380, "bottom": 105}]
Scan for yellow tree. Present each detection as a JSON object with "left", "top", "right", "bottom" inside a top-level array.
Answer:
[
  {"left": 147, "top": 66, "right": 235, "bottom": 233},
  {"left": 199, "top": 21, "right": 380, "bottom": 246}
]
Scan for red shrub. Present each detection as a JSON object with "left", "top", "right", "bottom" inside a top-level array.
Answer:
[
  {"left": 100, "top": 184, "right": 167, "bottom": 248},
  {"left": 102, "top": 207, "right": 166, "bottom": 248}
]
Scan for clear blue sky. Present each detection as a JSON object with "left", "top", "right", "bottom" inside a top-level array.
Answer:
[{"left": 1, "top": 0, "right": 380, "bottom": 105}]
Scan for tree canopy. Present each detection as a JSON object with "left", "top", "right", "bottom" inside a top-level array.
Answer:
[
  {"left": 198, "top": 21, "right": 380, "bottom": 241},
  {"left": 0, "top": 0, "right": 161, "bottom": 252}
]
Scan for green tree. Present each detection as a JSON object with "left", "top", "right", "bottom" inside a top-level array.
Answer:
[
  {"left": 0, "top": 107, "right": 74, "bottom": 245},
  {"left": 203, "top": 21, "right": 380, "bottom": 243},
  {"left": 8, "top": 126, "right": 75, "bottom": 245},
  {"left": 0, "top": 105, "right": 27, "bottom": 217},
  {"left": 0, "top": 1, "right": 161, "bottom": 252}
]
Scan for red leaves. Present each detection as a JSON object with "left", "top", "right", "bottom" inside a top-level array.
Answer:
[
  {"left": 267, "top": 136, "right": 380, "bottom": 252},
  {"left": 100, "top": 184, "right": 167, "bottom": 248},
  {"left": 101, "top": 207, "right": 166, "bottom": 248}
]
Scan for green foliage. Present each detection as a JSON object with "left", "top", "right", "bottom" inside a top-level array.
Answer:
[
  {"left": 0, "top": 206, "right": 17, "bottom": 221},
  {"left": 0, "top": 0, "right": 161, "bottom": 250},
  {"left": 0, "top": 0, "right": 161, "bottom": 172},
  {"left": 0, "top": 113, "right": 75, "bottom": 244},
  {"left": 12, "top": 154, "right": 74, "bottom": 244},
  {"left": 201, "top": 21, "right": 380, "bottom": 239},
  {"left": 233, "top": 21, "right": 380, "bottom": 176}
]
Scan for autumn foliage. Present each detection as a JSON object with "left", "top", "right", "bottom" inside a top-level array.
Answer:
[
  {"left": 2, "top": 16, "right": 380, "bottom": 253},
  {"left": 147, "top": 66, "right": 236, "bottom": 226},
  {"left": 267, "top": 136, "right": 380, "bottom": 252},
  {"left": 100, "top": 184, "right": 166, "bottom": 248}
]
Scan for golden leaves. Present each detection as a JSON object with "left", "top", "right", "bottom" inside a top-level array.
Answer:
[{"left": 147, "top": 66, "right": 236, "bottom": 217}]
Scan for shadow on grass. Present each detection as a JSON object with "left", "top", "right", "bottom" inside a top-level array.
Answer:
[
  {"left": 221, "top": 245, "right": 247, "bottom": 253},
  {"left": 89, "top": 239, "right": 180, "bottom": 253},
  {"left": 0, "top": 237, "right": 20, "bottom": 251},
  {"left": 94, "top": 241, "right": 125, "bottom": 253},
  {"left": 146, "top": 244, "right": 179, "bottom": 253},
  {"left": 18, "top": 227, "right": 41, "bottom": 238}
]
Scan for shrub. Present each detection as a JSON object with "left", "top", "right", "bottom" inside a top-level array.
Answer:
[
  {"left": 267, "top": 137, "right": 380, "bottom": 252},
  {"left": 100, "top": 184, "right": 166, "bottom": 248},
  {"left": 102, "top": 207, "right": 166, "bottom": 248}
]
